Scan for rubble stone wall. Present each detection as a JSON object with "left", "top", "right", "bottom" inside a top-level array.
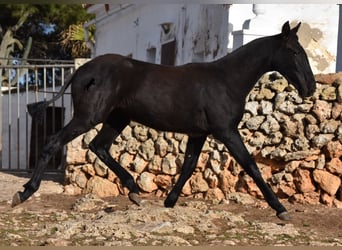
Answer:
[{"left": 64, "top": 72, "right": 342, "bottom": 208}]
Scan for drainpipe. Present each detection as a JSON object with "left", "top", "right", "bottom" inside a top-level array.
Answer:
[
  {"left": 83, "top": 4, "right": 134, "bottom": 58},
  {"left": 336, "top": 4, "right": 342, "bottom": 72}
]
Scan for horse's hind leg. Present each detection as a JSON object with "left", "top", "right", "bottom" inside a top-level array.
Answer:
[
  {"left": 88, "top": 114, "right": 141, "bottom": 205},
  {"left": 12, "top": 117, "right": 93, "bottom": 207},
  {"left": 164, "top": 136, "right": 206, "bottom": 208}
]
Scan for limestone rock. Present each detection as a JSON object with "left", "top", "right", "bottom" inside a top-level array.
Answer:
[
  {"left": 219, "top": 169, "right": 238, "bottom": 194},
  {"left": 312, "top": 134, "right": 335, "bottom": 148},
  {"left": 162, "top": 154, "right": 178, "bottom": 175},
  {"left": 155, "top": 137, "right": 169, "bottom": 157},
  {"left": 245, "top": 101, "right": 259, "bottom": 116},
  {"left": 293, "top": 169, "right": 316, "bottom": 193},
  {"left": 320, "top": 86, "right": 337, "bottom": 100},
  {"left": 312, "top": 100, "right": 331, "bottom": 122},
  {"left": 204, "top": 188, "right": 225, "bottom": 201},
  {"left": 154, "top": 174, "right": 172, "bottom": 190},
  {"left": 324, "top": 141, "right": 342, "bottom": 159},
  {"left": 326, "top": 158, "right": 342, "bottom": 176},
  {"left": 190, "top": 173, "right": 209, "bottom": 193},
  {"left": 260, "top": 115, "right": 280, "bottom": 134},
  {"left": 313, "top": 170, "right": 341, "bottom": 196},
  {"left": 85, "top": 176, "right": 119, "bottom": 197},
  {"left": 66, "top": 148, "right": 87, "bottom": 165},
  {"left": 246, "top": 116, "right": 265, "bottom": 130},
  {"left": 131, "top": 155, "right": 148, "bottom": 173},
  {"left": 137, "top": 172, "right": 158, "bottom": 193},
  {"left": 133, "top": 124, "right": 149, "bottom": 142},
  {"left": 138, "top": 139, "right": 155, "bottom": 161}
]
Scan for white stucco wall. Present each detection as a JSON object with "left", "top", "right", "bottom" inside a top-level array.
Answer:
[
  {"left": 89, "top": 4, "right": 228, "bottom": 65},
  {"left": 88, "top": 3, "right": 340, "bottom": 74},
  {"left": 228, "top": 4, "right": 339, "bottom": 73}
]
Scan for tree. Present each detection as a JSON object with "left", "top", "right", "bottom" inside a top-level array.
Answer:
[
  {"left": 60, "top": 23, "right": 95, "bottom": 58},
  {"left": 0, "top": 4, "right": 94, "bottom": 60}
]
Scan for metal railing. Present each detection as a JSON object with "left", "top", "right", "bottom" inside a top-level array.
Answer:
[{"left": 0, "top": 62, "right": 75, "bottom": 172}]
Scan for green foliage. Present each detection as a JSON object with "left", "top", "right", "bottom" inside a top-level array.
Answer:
[{"left": 0, "top": 4, "right": 94, "bottom": 60}]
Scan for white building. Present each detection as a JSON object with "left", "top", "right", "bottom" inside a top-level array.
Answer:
[{"left": 85, "top": 4, "right": 341, "bottom": 74}]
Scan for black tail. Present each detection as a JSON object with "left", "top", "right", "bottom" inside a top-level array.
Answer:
[{"left": 27, "top": 72, "right": 74, "bottom": 120}]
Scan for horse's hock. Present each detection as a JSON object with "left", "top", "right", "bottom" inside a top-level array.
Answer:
[{"left": 64, "top": 72, "right": 342, "bottom": 208}]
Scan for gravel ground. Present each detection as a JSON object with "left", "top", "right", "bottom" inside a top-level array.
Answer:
[{"left": 0, "top": 171, "right": 342, "bottom": 246}]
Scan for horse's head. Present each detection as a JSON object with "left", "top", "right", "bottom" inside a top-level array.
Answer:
[{"left": 271, "top": 21, "right": 316, "bottom": 98}]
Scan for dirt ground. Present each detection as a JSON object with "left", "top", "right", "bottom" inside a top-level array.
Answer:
[{"left": 0, "top": 171, "right": 342, "bottom": 246}]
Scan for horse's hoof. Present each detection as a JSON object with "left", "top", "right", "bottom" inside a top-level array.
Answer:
[
  {"left": 128, "top": 192, "right": 141, "bottom": 206},
  {"left": 277, "top": 211, "right": 290, "bottom": 221},
  {"left": 11, "top": 192, "right": 22, "bottom": 208},
  {"left": 164, "top": 198, "right": 176, "bottom": 208}
]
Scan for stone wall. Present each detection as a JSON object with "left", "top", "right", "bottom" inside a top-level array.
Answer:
[{"left": 64, "top": 72, "right": 342, "bottom": 208}]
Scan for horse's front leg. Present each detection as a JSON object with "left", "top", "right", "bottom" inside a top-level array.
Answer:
[
  {"left": 214, "top": 128, "right": 290, "bottom": 221},
  {"left": 164, "top": 136, "right": 206, "bottom": 208}
]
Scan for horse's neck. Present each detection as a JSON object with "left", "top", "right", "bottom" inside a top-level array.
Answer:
[{"left": 216, "top": 37, "right": 277, "bottom": 99}]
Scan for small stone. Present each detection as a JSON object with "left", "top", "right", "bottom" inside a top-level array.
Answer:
[
  {"left": 175, "top": 225, "right": 195, "bottom": 235},
  {"left": 226, "top": 192, "right": 255, "bottom": 205}
]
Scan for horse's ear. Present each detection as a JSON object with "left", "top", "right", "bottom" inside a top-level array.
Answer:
[
  {"left": 281, "top": 21, "right": 291, "bottom": 38},
  {"left": 291, "top": 22, "right": 301, "bottom": 34}
]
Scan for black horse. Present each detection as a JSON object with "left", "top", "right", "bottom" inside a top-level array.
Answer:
[{"left": 12, "top": 21, "right": 315, "bottom": 221}]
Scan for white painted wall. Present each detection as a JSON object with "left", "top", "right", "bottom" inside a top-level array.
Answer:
[
  {"left": 228, "top": 4, "right": 339, "bottom": 73},
  {"left": 88, "top": 4, "right": 340, "bottom": 74},
  {"left": 89, "top": 4, "right": 228, "bottom": 64}
]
